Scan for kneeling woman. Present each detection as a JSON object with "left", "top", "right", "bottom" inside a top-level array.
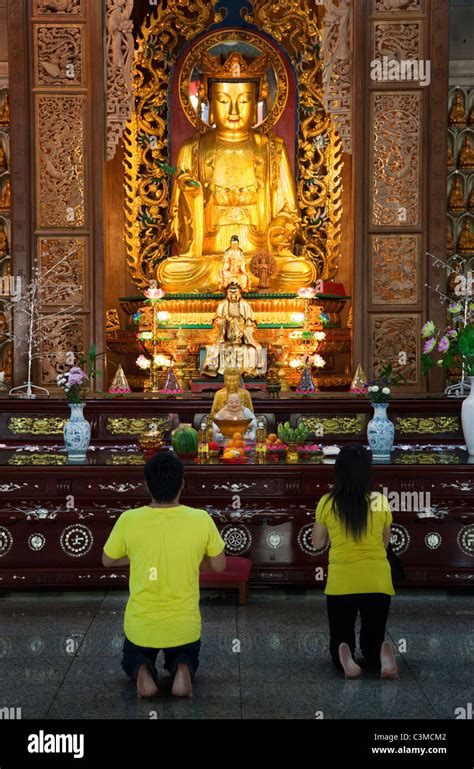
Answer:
[{"left": 312, "top": 444, "right": 398, "bottom": 679}]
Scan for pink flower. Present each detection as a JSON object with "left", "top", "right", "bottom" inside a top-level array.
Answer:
[
  {"left": 144, "top": 288, "right": 165, "bottom": 301},
  {"left": 297, "top": 287, "right": 317, "bottom": 299},
  {"left": 438, "top": 336, "right": 450, "bottom": 353},
  {"left": 136, "top": 355, "right": 151, "bottom": 370},
  {"left": 423, "top": 338, "right": 436, "bottom": 354}
]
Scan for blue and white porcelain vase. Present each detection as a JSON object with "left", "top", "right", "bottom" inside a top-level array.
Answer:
[
  {"left": 461, "top": 377, "right": 474, "bottom": 457},
  {"left": 64, "top": 402, "right": 91, "bottom": 461},
  {"left": 367, "top": 402, "right": 395, "bottom": 460}
]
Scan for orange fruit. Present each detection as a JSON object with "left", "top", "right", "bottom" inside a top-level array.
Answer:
[
  {"left": 268, "top": 434, "right": 278, "bottom": 443},
  {"left": 233, "top": 432, "right": 242, "bottom": 440},
  {"left": 235, "top": 440, "right": 245, "bottom": 448}
]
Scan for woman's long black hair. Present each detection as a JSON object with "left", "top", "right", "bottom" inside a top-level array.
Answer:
[{"left": 325, "top": 444, "right": 373, "bottom": 541}]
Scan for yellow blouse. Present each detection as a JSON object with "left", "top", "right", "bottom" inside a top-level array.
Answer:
[{"left": 316, "top": 492, "right": 395, "bottom": 596}]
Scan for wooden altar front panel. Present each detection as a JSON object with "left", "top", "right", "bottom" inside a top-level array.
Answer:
[{"left": 0, "top": 459, "right": 472, "bottom": 590}]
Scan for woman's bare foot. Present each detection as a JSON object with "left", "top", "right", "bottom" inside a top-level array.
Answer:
[
  {"left": 136, "top": 663, "right": 159, "bottom": 698},
  {"left": 338, "top": 642, "right": 362, "bottom": 679},
  {"left": 380, "top": 641, "right": 398, "bottom": 679},
  {"left": 172, "top": 663, "right": 193, "bottom": 698}
]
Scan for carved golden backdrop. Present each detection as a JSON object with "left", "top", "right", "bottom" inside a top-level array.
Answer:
[{"left": 123, "top": 0, "right": 343, "bottom": 291}]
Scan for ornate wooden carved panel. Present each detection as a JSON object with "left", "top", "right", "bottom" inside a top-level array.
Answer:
[
  {"left": 35, "top": 24, "right": 85, "bottom": 87},
  {"left": 373, "top": 21, "right": 422, "bottom": 65},
  {"left": 106, "top": 0, "right": 135, "bottom": 161},
  {"left": 371, "top": 314, "right": 419, "bottom": 384},
  {"left": 38, "top": 315, "right": 86, "bottom": 385},
  {"left": 33, "top": 0, "right": 83, "bottom": 15},
  {"left": 370, "top": 91, "right": 422, "bottom": 227},
  {"left": 373, "top": 0, "right": 422, "bottom": 12},
  {"left": 37, "top": 237, "right": 87, "bottom": 309},
  {"left": 36, "top": 94, "right": 86, "bottom": 228},
  {"left": 321, "top": 0, "right": 353, "bottom": 154},
  {"left": 370, "top": 234, "right": 421, "bottom": 305}
]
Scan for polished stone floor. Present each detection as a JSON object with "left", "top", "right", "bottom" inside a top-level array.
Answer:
[{"left": 0, "top": 588, "right": 472, "bottom": 720}]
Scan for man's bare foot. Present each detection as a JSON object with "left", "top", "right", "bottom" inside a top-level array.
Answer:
[
  {"left": 136, "top": 663, "right": 159, "bottom": 698},
  {"left": 338, "top": 642, "right": 362, "bottom": 679},
  {"left": 380, "top": 641, "right": 398, "bottom": 679},
  {"left": 171, "top": 663, "right": 193, "bottom": 698}
]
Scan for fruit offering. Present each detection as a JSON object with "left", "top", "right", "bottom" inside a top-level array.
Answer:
[
  {"left": 266, "top": 433, "right": 287, "bottom": 452},
  {"left": 172, "top": 426, "right": 199, "bottom": 457},
  {"left": 277, "top": 421, "right": 310, "bottom": 445},
  {"left": 222, "top": 433, "right": 247, "bottom": 461}
]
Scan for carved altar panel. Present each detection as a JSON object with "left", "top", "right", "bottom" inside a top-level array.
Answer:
[
  {"left": 106, "top": 0, "right": 135, "bottom": 161},
  {"left": 38, "top": 315, "right": 86, "bottom": 385},
  {"left": 370, "top": 234, "right": 421, "bottom": 305},
  {"left": 370, "top": 91, "right": 422, "bottom": 228},
  {"left": 36, "top": 94, "right": 86, "bottom": 228},
  {"left": 37, "top": 237, "right": 87, "bottom": 310},
  {"left": 34, "top": 24, "right": 85, "bottom": 88},
  {"left": 33, "top": 0, "right": 83, "bottom": 15},
  {"left": 373, "top": 21, "right": 422, "bottom": 67},
  {"left": 371, "top": 314, "right": 420, "bottom": 385},
  {"left": 373, "top": 0, "right": 422, "bottom": 12},
  {"left": 321, "top": 0, "right": 353, "bottom": 155}
]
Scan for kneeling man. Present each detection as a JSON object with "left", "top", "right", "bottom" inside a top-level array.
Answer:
[{"left": 102, "top": 452, "right": 226, "bottom": 698}]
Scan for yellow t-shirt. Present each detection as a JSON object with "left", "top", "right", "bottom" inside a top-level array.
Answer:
[
  {"left": 315, "top": 491, "right": 395, "bottom": 596},
  {"left": 103, "top": 504, "right": 225, "bottom": 648}
]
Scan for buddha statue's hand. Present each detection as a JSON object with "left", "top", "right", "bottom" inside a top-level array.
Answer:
[{"left": 176, "top": 170, "right": 201, "bottom": 198}]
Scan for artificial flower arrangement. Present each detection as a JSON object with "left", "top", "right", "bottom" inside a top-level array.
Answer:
[
  {"left": 56, "top": 343, "right": 103, "bottom": 402},
  {"left": 364, "top": 363, "right": 406, "bottom": 402},
  {"left": 421, "top": 305, "right": 474, "bottom": 377}
]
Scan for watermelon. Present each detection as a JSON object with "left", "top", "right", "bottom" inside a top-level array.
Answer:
[{"left": 172, "top": 426, "right": 199, "bottom": 457}]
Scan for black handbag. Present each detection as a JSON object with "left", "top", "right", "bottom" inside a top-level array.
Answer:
[{"left": 386, "top": 543, "right": 405, "bottom": 582}]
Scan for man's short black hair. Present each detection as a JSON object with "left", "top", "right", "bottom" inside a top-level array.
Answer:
[{"left": 144, "top": 452, "right": 184, "bottom": 503}]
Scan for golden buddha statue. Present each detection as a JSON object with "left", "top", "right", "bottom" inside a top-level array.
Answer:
[
  {"left": 448, "top": 175, "right": 465, "bottom": 213},
  {"left": 470, "top": 105, "right": 474, "bottom": 128},
  {"left": 447, "top": 144, "right": 455, "bottom": 171},
  {"left": 0, "top": 146, "right": 6, "bottom": 174},
  {"left": 457, "top": 217, "right": 474, "bottom": 256},
  {"left": 449, "top": 91, "right": 466, "bottom": 129},
  {"left": 203, "top": 282, "right": 265, "bottom": 376},
  {"left": 219, "top": 235, "right": 250, "bottom": 291},
  {"left": 458, "top": 133, "right": 474, "bottom": 171},
  {"left": 211, "top": 367, "right": 254, "bottom": 417},
  {"left": 0, "top": 95, "right": 9, "bottom": 126},
  {"left": 158, "top": 51, "right": 315, "bottom": 292},
  {"left": 447, "top": 222, "right": 455, "bottom": 254}
]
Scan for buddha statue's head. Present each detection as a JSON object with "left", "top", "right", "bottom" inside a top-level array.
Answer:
[
  {"left": 223, "top": 367, "right": 241, "bottom": 393},
  {"left": 199, "top": 51, "right": 268, "bottom": 140},
  {"left": 226, "top": 282, "right": 242, "bottom": 303},
  {"left": 226, "top": 393, "right": 244, "bottom": 415}
]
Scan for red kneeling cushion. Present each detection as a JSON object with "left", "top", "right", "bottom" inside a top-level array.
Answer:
[{"left": 200, "top": 556, "right": 252, "bottom": 585}]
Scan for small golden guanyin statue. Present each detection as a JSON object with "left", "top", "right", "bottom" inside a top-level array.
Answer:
[
  {"left": 0, "top": 145, "right": 7, "bottom": 174},
  {"left": 203, "top": 283, "right": 265, "bottom": 376},
  {"left": 447, "top": 144, "right": 455, "bottom": 171},
  {"left": 219, "top": 235, "right": 250, "bottom": 291},
  {"left": 0, "top": 222, "right": 8, "bottom": 258},
  {"left": 211, "top": 367, "right": 254, "bottom": 417},
  {"left": 458, "top": 133, "right": 474, "bottom": 171},
  {"left": 447, "top": 221, "right": 455, "bottom": 254},
  {"left": 469, "top": 105, "right": 474, "bottom": 128},
  {"left": 159, "top": 50, "right": 315, "bottom": 292},
  {"left": 457, "top": 217, "right": 474, "bottom": 256},
  {"left": 0, "top": 179, "right": 10, "bottom": 211},
  {"left": 0, "top": 94, "right": 9, "bottom": 126},
  {"left": 448, "top": 175, "right": 465, "bottom": 213},
  {"left": 449, "top": 91, "right": 466, "bottom": 129},
  {"left": 468, "top": 185, "right": 474, "bottom": 213}
]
